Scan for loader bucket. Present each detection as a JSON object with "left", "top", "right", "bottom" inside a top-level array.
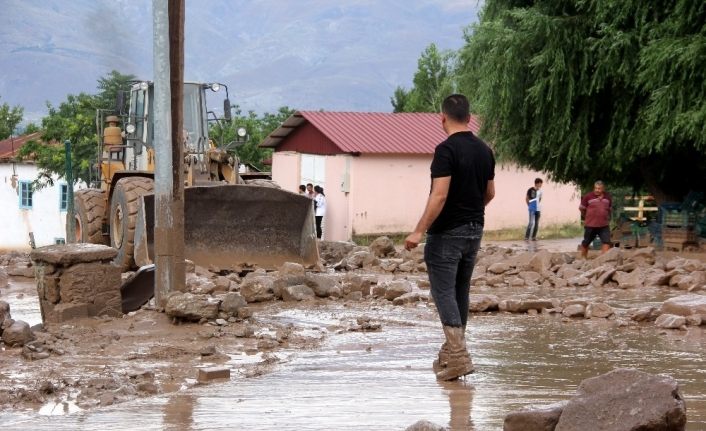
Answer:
[{"left": 133, "top": 185, "right": 319, "bottom": 270}]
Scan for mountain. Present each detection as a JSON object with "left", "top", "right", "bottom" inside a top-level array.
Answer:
[{"left": 0, "top": 0, "right": 481, "bottom": 122}]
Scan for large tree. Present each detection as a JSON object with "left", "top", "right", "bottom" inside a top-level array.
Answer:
[
  {"left": 457, "top": 0, "right": 706, "bottom": 202},
  {"left": 392, "top": 43, "right": 456, "bottom": 113}
]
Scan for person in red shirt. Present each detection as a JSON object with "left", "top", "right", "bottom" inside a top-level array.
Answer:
[{"left": 579, "top": 180, "right": 613, "bottom": 258}]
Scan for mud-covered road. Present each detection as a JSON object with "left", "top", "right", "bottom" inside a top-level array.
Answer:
[{"left": 1, "top": 239, "right": 705, "bottom": 430}]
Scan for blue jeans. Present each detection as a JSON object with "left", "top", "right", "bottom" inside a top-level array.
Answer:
[
  {"left": 525, "top": 210, "right": 540, "bottom": 240},
  {"left": 424, "top": 222, "right": 483, "bottom": 327}
]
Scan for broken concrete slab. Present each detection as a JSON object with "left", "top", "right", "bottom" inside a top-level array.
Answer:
[{"left": 30, "top": 244, "right": 117, "bottom": 266}]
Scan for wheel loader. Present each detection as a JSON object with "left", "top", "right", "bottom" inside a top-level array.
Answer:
[{"left": 70, "top": 81, "right": 318, "bottom": 273}]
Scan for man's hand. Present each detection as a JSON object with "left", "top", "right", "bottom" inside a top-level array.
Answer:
[{"left": 405, "top": 232, "right": 423, "bottom": 250}]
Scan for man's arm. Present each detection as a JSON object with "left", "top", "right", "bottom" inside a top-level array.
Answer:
[
  {"left": 525, "top": 188, "right": 531, "bottom": 205},
  {"left": 485, "top": 180, "right": 495, "bottom": 206},
  {"left": 404, "top": 176, "right": 451, "bottom": 250}
]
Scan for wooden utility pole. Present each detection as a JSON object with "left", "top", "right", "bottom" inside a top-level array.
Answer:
[{"left": 152, "top": 0, "right": 186, "bottom": 307}]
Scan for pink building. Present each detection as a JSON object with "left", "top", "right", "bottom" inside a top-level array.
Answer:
[{"left": 261, "top": 112, "right": 580, "bottom": 241}]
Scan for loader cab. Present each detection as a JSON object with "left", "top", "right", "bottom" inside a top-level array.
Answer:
[{"left": 124, "top": 81, "right": 210, "bottom": 171}]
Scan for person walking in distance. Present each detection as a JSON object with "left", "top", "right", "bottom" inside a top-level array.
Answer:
[
  {"left": 579, "top": 180, "right": 613, "bottom": 258},
  {"left": 525, "top": 178, "right": 543, "bottom": 240},
  {"left": 313, "top": 185, "right": 326, "bottom": 239},
  {"left": 405, "top": 94, "right": 495, "bottom": 381}
]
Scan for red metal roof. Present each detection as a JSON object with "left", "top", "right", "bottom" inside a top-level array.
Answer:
[
  {"left": 0, "top": 132, "right": 42, "bottom": 161},
  {"left": 260, "top": 111, "right": 482, "bottom": 155}
]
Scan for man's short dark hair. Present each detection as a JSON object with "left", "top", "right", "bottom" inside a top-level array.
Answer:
[
  {"left": 299, "top": 185, "right": 306, "bottom": 192},
  {"left": 442, "top": 94, "right": 470, "bottom": 123},
  {"left": 535, "top": 178, "right": 543, "bottom": 184},
  {"left": 306, "top": 183, "right": 313, "bottom": 187}
]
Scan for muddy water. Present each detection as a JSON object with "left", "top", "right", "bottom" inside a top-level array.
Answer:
[
  {"left": 3, "top": 299, "right": 705, "bottom": 431},
  {"left": 2, "top": 277, "right": 42, "bottom": 327}
]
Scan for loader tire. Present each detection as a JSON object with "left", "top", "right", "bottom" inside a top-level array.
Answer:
[
  {"left": 110, "top": 177, "right": 154, "bottom": 271},
  {"left": 71, "top": 188, "right": 107, "bottom": 245}
]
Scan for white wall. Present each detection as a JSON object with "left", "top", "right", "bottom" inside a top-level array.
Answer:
[{"left": 0, "top": 163, "right": 75, "bottom": 251}]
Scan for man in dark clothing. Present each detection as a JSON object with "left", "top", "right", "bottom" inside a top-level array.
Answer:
[
  {"left": 405, "top": 94, "right": 495, "bottom": 381},
  {"left": 525, "top": 178, "right": 543, "bottom": 240},
  {"left": 579, "top": 180, "right": 613, "bottom": 258}
]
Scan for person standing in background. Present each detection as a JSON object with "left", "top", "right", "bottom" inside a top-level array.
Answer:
[
  {"left": 299, "top": 185, "right": 306, "bottom": 195},
  {"left": 306, "top": 183, "right": 315, "bottom": 199},
  {"left": 525, "top": 178, "right": 543, "bottom": 241},
  {"left": 314, "top": 185, "right": 326, "bottom": 239},
  {"left": 579, "top": 180, "right": 613, "bottom": 258}
]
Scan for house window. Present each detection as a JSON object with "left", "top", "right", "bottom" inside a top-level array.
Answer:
[
  {"left": 60, "top": 184, "right": 69, "bottom": 211},
  {"left": 19, "top": 181, "right": 33, "bottom": 209},
  {"left": 54, "top": 238, "right": 66, "bottom": 245}
]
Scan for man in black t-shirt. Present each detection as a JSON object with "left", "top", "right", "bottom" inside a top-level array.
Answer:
[{"left": 405, "top": 94, "right": 495, "bottom": 381}]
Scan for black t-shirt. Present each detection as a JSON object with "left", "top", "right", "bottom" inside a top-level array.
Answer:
[{"left": 427, "top": 131, "right": 495, "bottom": 234}]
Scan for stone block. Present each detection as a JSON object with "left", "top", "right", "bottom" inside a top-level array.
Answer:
[
  {"left": 31, "top": 243, "right": 117, "bottom": 266},
  {"left": 197, "top": 367, "right": 231, "bottom": 383},
  {"left": 59, "top": 262, "right": 120, "bottom": 304},
  {"left": 50, "top": 303, "right": 90, "bottom": 323}
]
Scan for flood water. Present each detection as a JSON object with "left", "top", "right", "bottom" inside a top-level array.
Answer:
[
  {"left": 3, "top": 300, "right": 705, "bottom": 430},
  {"left": 2, "top": 239, "right": 706, "bottom": 430}
]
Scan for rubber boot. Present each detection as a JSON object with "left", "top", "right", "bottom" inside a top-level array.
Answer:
[
  {"left": 435, "top": 326, "right": 474, "bottom": 381},
  {"left": 433, "top": 325, "right": 466, "bottom": 372},
  {"left": 579, "top": 244, "right": 589, "bottom": 259},
  {"left": 600, "top": 243, "right": 612, "bottom": 254}
]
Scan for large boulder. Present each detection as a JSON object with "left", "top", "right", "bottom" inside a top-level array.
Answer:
[
  {"left": 0, "top": 300, "right": 10, "bottom": 327},
  {"left": 278, "top": 262, "right": 305, "bottom": 277},
  {"left": 165, "top": 293, "right": 219, "bottom": 321},
  {"left": 660, "top": 294, "right": 706, "bottom": 317},
  {"left": 488, "top": 262, "right": 511, "bottom": 274},
  {"left": 369, "top": 236, "right": 396, "bottom": 258},
  {"left": 1, "top": 320, "right": 33, "bottom": 347},
  {"left": 555, "top": 368, "right": 686, "bottom": 431},
  {"left": 585, "top": 303, "right": 614, "bottom": 319},
  {"left": 405, "top": 420, "right": 447, "bottom": 431},
  {"left": 590, "top": 247, "right": 623, "bottom": 268},
  {"left": 305, "top": 273, "right": 342, "bottom": 298},
  {"left": 345, "top": 250, "right": 379, "bottom": 270},
  {"left": 627, "top": 247, "right": 656, "bottom": 266},
  {"left": 613, "top": 269, "right": 646, "bottom": 289},
  {"left": 527, "top": 249, "right": 554, "bottom": 274}
]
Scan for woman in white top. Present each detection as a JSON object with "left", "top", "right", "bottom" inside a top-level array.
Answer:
[{"left": 313, "top": 185, "right": 326, "bottom": 239}]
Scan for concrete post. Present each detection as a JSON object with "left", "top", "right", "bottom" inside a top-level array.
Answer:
[{"left": 152, "top": 0, "right": 186, "bottom": 307}]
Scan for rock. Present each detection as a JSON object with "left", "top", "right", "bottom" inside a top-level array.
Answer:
[
  {"left": 346, "top": 251, "right": 379, "bottom": 270},
  {"left": 504, "top": 402, "right": 565, "bottom": 431},
  {"left": 509, "top": 277, "right": 525, "bottom": 287},
  {"left": 488, "top": 262, "right": 511, "bottom": 274},
  {"left": 342, "top": 274, "right": 371, "bottom": 296},
  {"left": 562, "top": 304, "right": 585, "bottom": 318},
  {"left": 628, "top": 306, "right": 659, "bottom": 322},
  {"left": 272, "top": 275, "right": 307, "bottom": 299},
  {"left": 685, "top": 314, "right": 702, "bottom": 326},
  {"left": 0, "top": 267, "right": 8, "bottom": 288},
  {"left": 383, "top": 280, "right": 414, "bottom": 301},
  {"left": 186, "top": 274, "right": 216, "bottom": 294},
  {"left": 594, "top": 268, "right": 617, "bottom": 286},
  {"left": 645, "top": 269, "right": 670, "bottom": 286},
  {"left": 405, "top": 420, "right": 447, "bottom": 431},
  {"left": 568, "top": 275, "right": 590, "bottom": 286},
  {"left": 469, "top": 294, "right": 500, "bottom": 312},
  {"left": 1, "top": 320, "right": 33, "bottom": 346},
  {"left": 559, "top": 267, "right": 581, "bottom": 280},
  {"left": 627, "top": 247, "right": 656, "bottom": 266},
  {"left": 585, "top": 303, "right": 614, "bottom": 319},
  {"left": 397, "top": 260, "right": 417, "bottom": 273},
  {"left": 346, "top": 291, "right": 363, "bottom": 301},
  {"left": 655, "top": 314, "right": 687, "bottom": 329},
  {"left": 486, "top": 274, "right": 505, "bottom": 286},
  {"left": 281, "top": 285, "right": 316, "bottom": 302},
  {"left": 369, "top": 236, "right": 396, "bottom": 257},
  {"left": 6, "top": 264, "right": 34, "bottom": 278},
  {"left": 677, "top": 258, "right": 703, "bottom": 272},
  {"left": 197, "top": 367, "right": 230, "bottom": 383},
  {"left": 660, "top": 294, "right": 706, "bottom": 317},
  {"left": 240, "top": 276, "right": 275, "bottom": 303},
  {"left": 392, "top": 291, "right": 428, "bottom": 305},
  {"left": 527, "top": 249, "right": 553, "bottom": 274},
  {"left": 165, "top": 293, "right": 219, "bottom": 321},
  {"left": 278, "top": 262, "right": 305, "bottom": 277},
  {"left": 379, "top": 259, "right": 400, "bottom": 272},
  {"left": 305, "top": 273, "right": 342, "bottom": 298},
  {"left": 0, "top": 301, "right": 10, "bottom": 334},
  {"left": 613, "top": 269, "right": 645, "bottom": 289},
  {"left": 554, "top": 368, "right": 686, "bottom": 431},
  {"left": 219, "top": 292, "right": 247, "bottom": 316},
  {"left": 318, "top": 241, "right": 356, "bottom": 265},
  {"left": 589, "top": 247, "right": 622, "bottom": 268},
  {"left": 213, "top": 276, "right": 231, "bottom": 293}
]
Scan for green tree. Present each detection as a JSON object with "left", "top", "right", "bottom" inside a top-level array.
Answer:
[
  {"left": 391, "top": 43, "right": 456, "bottom": 112},
  {"left": 210, "top": 106, "right": 295, "bottom": 170},
  {"left": 457, "top": 0, "right": 706, "bottom": 202},
  {"left": 0, "top": 97, "right": 23, "bottom": 140}
]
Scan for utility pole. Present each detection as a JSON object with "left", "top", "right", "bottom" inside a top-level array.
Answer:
[{"left": 153, "top": 0, "right": 186, "bottom": 307}]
